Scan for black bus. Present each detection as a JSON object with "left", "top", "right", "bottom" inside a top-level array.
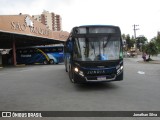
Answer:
[{"left": 64, "top": 25, "right": 123, "bottom": 83}]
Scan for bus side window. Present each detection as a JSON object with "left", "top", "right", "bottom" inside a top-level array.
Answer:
[
  {"left": 45, "top": 48, "right": 49, "bottom": 52},
  {"left": 23, "top": 50, "right": 28, "bottom": 54},
  {"left": 17, "top": 50, "right": 22, "bottom": 54},
  {"left": 48, "top": 48, "right": 52, "bottom": 53},
  {"left": 52, "top": 48, "right": 56, "bottom": 52},
  {"left": 34, "top": 49, "right": 39, "bottom": 53},
  {"left": 58, "top": 48, "right": 63, "bottom": 52},
  {"left": 29, "top": 49, "right": 34, "bottom": 54}
]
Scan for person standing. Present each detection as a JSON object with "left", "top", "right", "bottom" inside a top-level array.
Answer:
[{"left": 142, "top": 52, "right": 147, "bottom": 61}]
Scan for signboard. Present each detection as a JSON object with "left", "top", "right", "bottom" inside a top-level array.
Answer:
[{"left": 0, "top": 15, "right": 69, "bottom": 41}]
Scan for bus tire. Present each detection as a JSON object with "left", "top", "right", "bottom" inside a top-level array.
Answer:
[
  {"left": 43, "top": 60, "right": 48, "bottom": 65},
  {"left": 49, "top": 59, "right": 54, "bottom": 64},
  {"left": 64, "top": 60, "right": 68, "bottom": 72},
  {"left": 69, "top": 65, "right": 75, "bottom": 83}
]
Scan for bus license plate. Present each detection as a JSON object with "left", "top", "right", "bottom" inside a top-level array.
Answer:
[{"left": 97, "top": 77, "right": 106, "bottom": 80}]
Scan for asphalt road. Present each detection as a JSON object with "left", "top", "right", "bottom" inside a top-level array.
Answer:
[{"left": 0, "top": 59, "right": 160, "bottom": 119}]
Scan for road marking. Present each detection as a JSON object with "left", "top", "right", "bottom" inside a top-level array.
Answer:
[{"left": 137, "top": 71, "right": 145, "bottom": 74}]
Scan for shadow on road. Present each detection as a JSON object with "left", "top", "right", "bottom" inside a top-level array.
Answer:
[{"left": 74, "top": 82, "right": 120, "bottom": 91}]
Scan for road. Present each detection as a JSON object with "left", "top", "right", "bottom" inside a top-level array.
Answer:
[{"left": 0, "top": 59, "right": 160, "bottom": 119}]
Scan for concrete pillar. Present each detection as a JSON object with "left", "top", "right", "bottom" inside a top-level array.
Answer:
[
  {"left": 12, "top": 38, "right": 17, "bottom": 66},
  {"left": 0, "top": 53, "right": 2, "bottom": 67}
]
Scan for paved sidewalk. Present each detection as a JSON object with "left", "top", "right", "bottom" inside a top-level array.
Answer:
[{"left": 126, "top": 54, "right": 160, "bottom": 64}]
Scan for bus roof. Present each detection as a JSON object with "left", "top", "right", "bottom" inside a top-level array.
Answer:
[
  {"left": 14, "top": 45, "right": 64, "bottom": 49},
  {"left": 77, "top": 25, "right": 120, "bottom": 28},
  {"left": 70, "top": 25, "right": 121, "bottom": 35}
]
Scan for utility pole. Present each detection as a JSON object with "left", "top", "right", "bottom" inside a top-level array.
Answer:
[{"left": 133, "top": 24, "right": 139, "bottom": 53}]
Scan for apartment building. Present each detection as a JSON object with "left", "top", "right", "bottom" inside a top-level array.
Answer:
[{"left": 32, "top": 10, "right": 62, "bottom": 31}]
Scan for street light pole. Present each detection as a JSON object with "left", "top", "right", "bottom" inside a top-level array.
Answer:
[{"left": 133, "top": 24, "right": 139, "bottom": 53}]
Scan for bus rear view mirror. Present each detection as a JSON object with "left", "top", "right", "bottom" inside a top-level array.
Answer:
[{"left": 67, "top": 41, "right": 73, "bottom": 52}]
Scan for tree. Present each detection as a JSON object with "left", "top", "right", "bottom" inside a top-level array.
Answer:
[
  {"left": 155, "top": 35, "right": 160, "bottom": 52},
  {"left": 145, "top": 41, "right": 159, "bottom": 61},
  {"left": 121, "top": 34, "right": 126, "bottom": 40},
  {"left": 150, "top": 35, "right": 160, "bottom": 53},
  {"left": 136, "top": 36, "right": 148, "bottom": 51},
  {"left": 124, "top": 34, "right": 135, "bottom": 51}
]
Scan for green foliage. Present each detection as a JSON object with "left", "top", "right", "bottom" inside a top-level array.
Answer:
[
  {"left": 150, "top": 35, "right": 160, "bottom": 53},
  {"left": 122, "top": 34, "right": 135, "bottom": 51},
  {"left": 121, "top": 34, "right": 126, "bottom": 40},
  {"left": 136, "top": 36, "right": 148, "bottom": 51},
  {"left": 144, "top": 41, "right": 159, "bottom": 60},
  {"left": 156, "top": 35, "right": 160, "bottom": 52}
]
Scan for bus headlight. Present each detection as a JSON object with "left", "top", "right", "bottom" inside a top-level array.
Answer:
[
  {"left": 74, "top": 67, "right": 79, "bottom": 72},
  {"left": 74, "top": 67, "right": 84, "bottom": 77}
]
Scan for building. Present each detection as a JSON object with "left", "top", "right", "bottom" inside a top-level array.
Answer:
[
  {"left": 32, "top": 10, "right": 62, "bottom": 31},
  {"left": 0, "top": 15, "right": 69, "bottom": 66}
]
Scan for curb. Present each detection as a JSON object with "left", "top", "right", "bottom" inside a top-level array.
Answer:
[
  {"left": 15, "top": 64, "right": 26, "bottom": 67},
  {"left": 0, "top": 65, "right": 3, "bottom": 68},
  {"left": 137, "top": 60, "right": 160, "bottom": 64}
]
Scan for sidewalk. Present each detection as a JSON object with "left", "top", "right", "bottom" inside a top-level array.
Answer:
[{"left": 126, "top": 54, "right": 160, "bottom": 64}]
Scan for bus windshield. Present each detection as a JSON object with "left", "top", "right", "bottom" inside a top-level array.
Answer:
[{"left": 73, "top": 36, "right": 121, "bottom": 61}]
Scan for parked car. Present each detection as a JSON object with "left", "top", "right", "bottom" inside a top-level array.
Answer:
[{"left": 130, "top": 51, "right": 137, "bottom": 57}]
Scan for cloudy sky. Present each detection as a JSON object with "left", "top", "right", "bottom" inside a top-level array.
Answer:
[{"left": 0, "top": 0, "right": 160, "bottom": 40}]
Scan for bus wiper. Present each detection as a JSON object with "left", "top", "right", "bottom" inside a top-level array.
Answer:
[{"left": 103, "top": 34, "right": 111, "bottom": 48}]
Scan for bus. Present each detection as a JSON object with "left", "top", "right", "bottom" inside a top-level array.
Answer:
[
  {"left": 9, "top": 45, "right": 64, "bottom": 65},
  {"left": 64, "top": 25, "right": 123, "bottom": 83}
]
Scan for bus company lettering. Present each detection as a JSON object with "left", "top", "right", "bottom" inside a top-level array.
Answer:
[
  {"left": 87, "top": 70, "right": 105, "bottom": 75},
  {"left": 21, "top": 55, "right": 31, "bottom": 58},
  {"left": 86, "top": 69, "right": 114, "bottom": 75}
]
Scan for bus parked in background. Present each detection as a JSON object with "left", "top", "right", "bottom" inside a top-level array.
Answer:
[
  {"left": 64, "top": 25, "right": 123, "bottom": 83},
  {"left": 9, "top": 45, "right": 64, "bottom": 65}
]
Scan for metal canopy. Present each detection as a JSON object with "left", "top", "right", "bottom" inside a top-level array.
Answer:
[
  {"left": 0, "top": 15, "right": 69, "bottom": 49},
  {"left": 0, "top": 31, "right": 65, "bottom": 49}
]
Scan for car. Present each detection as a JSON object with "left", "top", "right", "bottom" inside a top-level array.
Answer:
[{"left": 130, "top": 51, "right": 137, "bottom": 57}]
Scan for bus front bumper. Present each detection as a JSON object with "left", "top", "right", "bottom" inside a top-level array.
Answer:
[{"left": 73, "top": 72, "right": 123, "bottom": 83}]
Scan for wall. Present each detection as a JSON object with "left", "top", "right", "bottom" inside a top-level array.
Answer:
[{"left": 0, "top": 54, "right": 2, "bottom": 66}]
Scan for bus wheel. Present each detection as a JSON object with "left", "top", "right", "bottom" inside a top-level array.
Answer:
[
  {"left": 65, "top": 61, "right": 68, "bottom": 72},
  {"left": 49, "top": 59, "right": 54, "bottom": 64},
  {"left": 69, "top": 66, "right": 75, "bottom": 83},
  {"left": 43, "top": 60, "right": 48, "bottom": 65}
]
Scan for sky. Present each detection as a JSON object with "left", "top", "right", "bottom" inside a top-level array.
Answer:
[{"left": 0, "top": 0, "right": 160, "bottom": 40}]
